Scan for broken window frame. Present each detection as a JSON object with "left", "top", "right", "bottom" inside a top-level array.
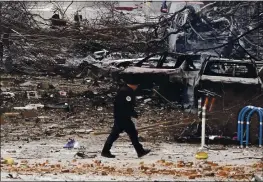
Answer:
[
  {"left": 136, "top": 52, "right": 198, "bottom": 69},
  {"left": 202, "top": 60, "right": 258, "bottom": 78}
]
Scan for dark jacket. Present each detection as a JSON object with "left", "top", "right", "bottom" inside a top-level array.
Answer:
[
  {"left": 0, "top": 41, "right": 3, "bottom": 59},
  {"left": 114, "top": 85, "right": 138, "bottom": 121}
]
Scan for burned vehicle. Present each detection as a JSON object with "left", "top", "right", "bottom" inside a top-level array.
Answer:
[
  {"left": 118, "top": 52, "right": 201, "bottom": 105},
  {"left": 259, "top": 66, "right": 263, "bottom": 81},
  {"left": 194, "top": 58, "right": 263, "bottom": 108}
]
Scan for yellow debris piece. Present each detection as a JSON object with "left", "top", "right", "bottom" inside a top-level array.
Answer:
[{"left": 195, "top": 152, "right": 208, "bottom": 159}]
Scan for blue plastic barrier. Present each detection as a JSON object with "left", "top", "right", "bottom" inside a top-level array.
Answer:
[
  {"left": 237, "top": 105, "right": 253, "bottom": 140},
  {"left": 245, "top": 108, "right": 263, "bottom": 147},
  {"left": 238, "top": 106, "right": 263, "bottom": 148},
  {"left": 239, "top": 106, "right": 255, "bottom": 146}
]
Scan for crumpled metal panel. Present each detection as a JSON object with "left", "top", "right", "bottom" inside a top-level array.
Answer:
[{"left": 201, "top": 75, "right": 260, "bottom": 85}]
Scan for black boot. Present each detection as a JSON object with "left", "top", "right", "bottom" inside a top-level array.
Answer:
[
  {"left": 101, "top": 150, "right": 115, "bottom": 158},
  {"left": 101, "top": 141, "right": 116, "bottom": 158},
  {"left": 137, "top": 149, "right": 151, "bottom": 158}
]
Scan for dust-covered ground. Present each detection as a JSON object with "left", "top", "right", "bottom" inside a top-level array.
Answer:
[
  {"left": 1, "top": 1, "right": 263, "bottom": 180},
  {"left": 1, "top": 136, "right": 263, "bottom": 181},
  {"left": 1, "top": 74, "right": 263, "bottom": 181}
]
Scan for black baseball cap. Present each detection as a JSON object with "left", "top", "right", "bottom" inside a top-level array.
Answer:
[{"left": 121, "top": 75, "right": 140, "bottom": 85}]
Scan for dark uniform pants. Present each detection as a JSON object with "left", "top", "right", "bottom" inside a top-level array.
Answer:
[{"left": 102, "top": 119, "right": 144, "bottom": 154}]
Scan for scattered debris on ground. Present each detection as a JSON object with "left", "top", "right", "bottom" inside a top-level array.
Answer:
[{"left": 1, "top": 1, "right": 263, "bottom": 181}]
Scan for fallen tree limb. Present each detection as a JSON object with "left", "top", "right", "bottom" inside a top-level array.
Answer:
[
  {"left": 95, "top": 6, "right": 187, "bottom": 32},
  {"left": 139, "top": 122, "right": 193, "bottom": 133},
  {"left": 194, "top": 22, "right": 263, "bottom": 52},
  {"left": 96, "top": 22, "right": 156, "bottom": 31},
  {"left": 91, "top": 120, "right": 192, "bottom": 135}
]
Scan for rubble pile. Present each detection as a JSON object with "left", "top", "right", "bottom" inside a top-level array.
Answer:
[
  {"left": 1, "top": 1, "right": 263, "bottom": 144},
  {"left": 1, "top": 2, "right": 263, "bottom": 182},
  {"left": 0, "top": 73, "right": 197, "bottom": 143},
  {"left": 1, "top": 2, "right": 263, "bottom": 75}
]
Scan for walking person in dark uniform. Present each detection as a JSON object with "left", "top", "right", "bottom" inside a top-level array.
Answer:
[
  {"left": 101, "top": 80, "right": 151, "bottom": 158},
  {"left": 0, "top": 41, "right": 3, "bottom": 63}
]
